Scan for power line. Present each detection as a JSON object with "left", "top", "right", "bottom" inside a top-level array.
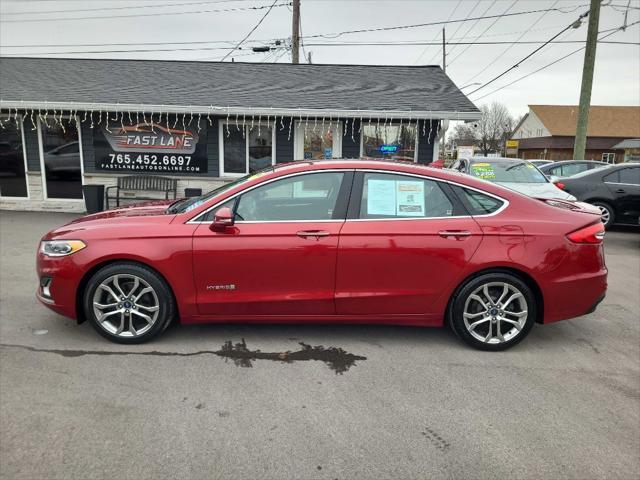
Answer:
[
  {"left": 446, "top": 0, "right": 498, "bottom": 60},
  {"left": 0, "top": 24, "right": 576, "bottom": 49},
  {"left": 447, "top": 0, "right": 518, "bottom": 67},
  {"left": 426, "top": 0, "right": 482, "bottom": 64},
  {"left": 461, "top": 0, "right": 560, "bottom": 85},
  {"left": 470, "top": 20, "right": 640, "bottom": 102},
  {"left": 299, "top": 4, "right": 592, "bottom": 40},
  {"left": 221, "top": 0, "right": 279, "bottom": 61},
  {"left": 466, "top": 8, "right": 591, "bottom": 96},
  {"left": 0, "top": 0, "right": 265, "bottom": 16},
  {"left": 413, "top": 0, "right": 462, "bottom": 64},
  {"left": 0, "top": 2, "right": 291, "bottom": 23},
  {"left": 2, "top": 39, "right": 637, "bottom": 57}
]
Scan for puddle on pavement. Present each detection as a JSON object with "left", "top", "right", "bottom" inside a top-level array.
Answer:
[{"left": 216, "top": 339, "right": 366, "bottom": 374}]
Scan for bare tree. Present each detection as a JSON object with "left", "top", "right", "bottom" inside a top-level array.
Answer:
[{"left": 476, "top": 102, "right": 515, "bottom": 156}]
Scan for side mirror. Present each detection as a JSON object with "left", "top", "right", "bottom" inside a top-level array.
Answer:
[{"left": 210, "top": 206, "right": 234, "bottom": 231}]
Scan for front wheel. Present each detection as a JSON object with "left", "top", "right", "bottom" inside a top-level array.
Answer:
[
  {"left": 83, "top": 262, "right": 175, "bottom": 344},
  {"left": 449, "top": 273, "right": 537, "bottom": 351}
]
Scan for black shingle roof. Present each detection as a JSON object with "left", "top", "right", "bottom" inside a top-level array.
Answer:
[{"left": 0, "top": 57, "right": 479, "bottom": 115}]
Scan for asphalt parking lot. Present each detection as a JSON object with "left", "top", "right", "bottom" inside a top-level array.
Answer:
[{"left": 0, "top": 210, "right": 638, "bottom": 480}]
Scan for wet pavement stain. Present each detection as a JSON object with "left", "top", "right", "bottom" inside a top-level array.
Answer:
[
  {"left": 1, "top": 339, "right": 367, "bottom": 374},
  {"left": 216, "top": 339, "right": 366, "bottom": 374}
]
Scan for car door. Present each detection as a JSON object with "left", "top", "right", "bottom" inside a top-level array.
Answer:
[
  {"left": 335, "top": 171, "right": 483, "bottom": 315},
  {"left": 605, "top": 166, "right": 640, "bottom": 224},
  {"left": 192, "top": 170, "right": 353, "bottom": 316}
]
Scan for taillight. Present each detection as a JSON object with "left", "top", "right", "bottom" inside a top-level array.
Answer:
[
  {"left": 554, "top": 182, "right": 566, "bottom": 190},
  {"left": 567, "top": 223, "right": 605, "bottom": 244}
]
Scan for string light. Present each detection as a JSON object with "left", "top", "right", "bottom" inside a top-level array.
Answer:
[
  {"left": 287, "top": 116, "right": 293, "bottom": 141},
  {"left": 30, "top": 109, "right": 36, "bottom": 130},
  {"left": 258, "top": 114, "right": 262, "bottom": 137},
  {"left": 235, "top": 113, "right": 240, "bottom": 132},
  {"left": 242, "top": 113, "right": 246, "bottom": 138},
  {"left": 280, "top": 115, "right": 284, "bottom": 131}
]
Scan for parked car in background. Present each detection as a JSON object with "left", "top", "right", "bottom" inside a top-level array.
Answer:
[
  {"left": 555, "top": 163, "right": 640, "bottom": 228},
  {"left": 539, "top": 160, "right": 609, "bottom": 178},
  {"left": 529, "top": 159, "right": 554, "bottom": 167},
  {"left": 450, "top": 156, "right": 576, "bottom": 201},
  {"left": 37, "top": 159, "right": 607, "bottom": 351}
]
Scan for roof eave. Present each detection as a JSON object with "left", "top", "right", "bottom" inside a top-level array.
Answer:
[{"left": 0, "top": 100, "right": 481, "bottom": 121}]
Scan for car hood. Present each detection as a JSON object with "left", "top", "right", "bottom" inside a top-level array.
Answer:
[
  {"left": 67, "top": 199, "right": 176, "bottom": 224},
  {"left": 495, "top": 182, "right": 576, "bottom": 201}
]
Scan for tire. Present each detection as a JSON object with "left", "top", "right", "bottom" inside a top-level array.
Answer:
[
  {"left": 591, "top": 201, "right": 615, "bottom": 229},
  {"left": 83, "top": 262, "right": 175, "bottom": 344},
  {"left": 448, "top": 272, "right": 537, "bottom": 351}
]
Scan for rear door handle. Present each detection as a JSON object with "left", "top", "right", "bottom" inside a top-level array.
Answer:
[
  {"left": 297, "top": 230, "right": 330, "bottom": 240},
  {"left": 615, "top": 189, "right": 626, "bottom": 193},
  {"left": 438, "top": 230, "right": 472, "bottom": 238}
]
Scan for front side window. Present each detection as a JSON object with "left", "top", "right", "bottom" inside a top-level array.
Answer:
[
  {"left": 361, "top": 124, "right": 417, "bottom": 162},
  {"left": 359, "top": 172, "right": 453, "bottom": 219},
  {"left": 221, "top": 123, "right": 274, "bottom": 176},
  {"left": 234, "top": 172, "right": 345, "bottom": 221},
  {"left": 40, "top": 117, "right": 82, "bottom": 199},
  {"left": 0, "top": 116, "right": 28, "bottom": 198}
]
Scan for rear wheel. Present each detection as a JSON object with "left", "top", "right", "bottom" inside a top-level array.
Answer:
[
  {"left": 449, "top": 272, "right": 536, "bottom": 351},
  {"left": 591, "top": 201, "right": 614, "bottom": 228},
  {"left": 83, "top": 262, "right": 175, "bottom": 344}
]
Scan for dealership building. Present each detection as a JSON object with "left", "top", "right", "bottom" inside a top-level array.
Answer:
[{"left": 0, "top": 57, "right": 480, "bottom": 212}]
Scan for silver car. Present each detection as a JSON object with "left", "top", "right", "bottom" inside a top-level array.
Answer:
[{"left": 450, "top": 156, "right": 576, "bottom": 201}]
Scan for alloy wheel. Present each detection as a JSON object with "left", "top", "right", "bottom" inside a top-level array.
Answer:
[
  {"left": 596, "top": 205, "right": 611, "bottom": 226},
  {"left": 463, "top": 282, "right": 529, "bottom": 344},
  {"left": 92, "top": 274, "right": 160, "bottom": 338}
]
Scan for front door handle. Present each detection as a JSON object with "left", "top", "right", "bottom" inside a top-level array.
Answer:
[
  {"left": 438, "top": 230, "right": 472, "bottom": 239},
  {"left": 615, "top": 189, "right": 626, "bottom": 193},
  {"left": 297, "top": 230, "right": 330, "bottom": 240}
]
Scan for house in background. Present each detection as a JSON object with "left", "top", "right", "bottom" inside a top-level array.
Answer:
[
  {"left": 611, "top": 138, "right": 640, "bottom": 163},
  {"left": 511, "top": 105, "right": 640, "bottom": 162}
]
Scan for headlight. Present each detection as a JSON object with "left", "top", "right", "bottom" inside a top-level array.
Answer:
[{"left": 41, "top": 240, "right": 86, "bottom": 257}]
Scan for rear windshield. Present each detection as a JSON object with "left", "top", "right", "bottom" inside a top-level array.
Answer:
[{"left": 469, "top": 161, "right": 548, "bottom": 183}]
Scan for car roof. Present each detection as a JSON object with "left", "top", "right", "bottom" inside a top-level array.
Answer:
[{"left": 467, "top": 156, "right": 524, "bottom": 163}]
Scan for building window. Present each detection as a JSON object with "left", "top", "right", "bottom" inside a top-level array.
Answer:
[
  {"left": 602, "top": 153, "right": 616, "bottom": 163},
  {"left": 361, "top": 124, "right": 417, "bottom": 162},
  {"left": 38, "top": 117, "right": 83, "bottom": 200},
  {"left": 220, "top": 122, "right": 274, "bottom": 176},
  {"left": 294, "top": 121, "right": 342, "bottom": 160},
  {"left": 0, "top": 115, "right": 29, "bottom": 198}
]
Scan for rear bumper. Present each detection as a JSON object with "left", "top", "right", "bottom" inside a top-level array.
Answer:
[{"left": 542, "top": 269, "right": 608, "bottom": 323}]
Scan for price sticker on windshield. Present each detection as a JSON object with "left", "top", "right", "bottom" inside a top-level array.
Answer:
[{"left": 471, "top": 164, "right": 496, "bottom": 179}]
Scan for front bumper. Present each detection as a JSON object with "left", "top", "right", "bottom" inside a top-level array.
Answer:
[{"left": 36, "top": 252, "right": 84, "bottom": 320}]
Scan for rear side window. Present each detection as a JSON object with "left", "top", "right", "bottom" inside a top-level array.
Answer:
[
  {"left": 619, "top": 167, "right": 640, "bottom": 185},
  {"left": 358, "top": 173, "right": 454, "bottom": 219},
  {"left": 457, "top": 188, "right": 504, "bottom": 215}
]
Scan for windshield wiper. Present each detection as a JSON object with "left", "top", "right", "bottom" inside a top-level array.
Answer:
[{"left": 166, "top": 197, "right": 194, "bottom": 214}]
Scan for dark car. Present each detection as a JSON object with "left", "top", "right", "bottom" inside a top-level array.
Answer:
[
  {"left": 539, "top": 160, "right": 609, "bottom": 178},
  {"left": 556, "top": 163, "right": 640, "bottom": 228}
]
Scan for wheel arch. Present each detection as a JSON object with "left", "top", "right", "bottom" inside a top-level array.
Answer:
[
  {"left": 75, "top": 259, "right": 180, "bottom": 324},
  {"left": 446, "top": 266, "right": 545, "bottom": 324}
]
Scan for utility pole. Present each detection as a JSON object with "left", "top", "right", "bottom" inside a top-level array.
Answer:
[
  {"left": 442, "top": 28, "right": 446, "bottom": 72},
  {"left": 573, "top": 0, "right": 601, "bottom": 160},
  {"left": 292, "top": 0, "right": 300, "bottom": 64}
]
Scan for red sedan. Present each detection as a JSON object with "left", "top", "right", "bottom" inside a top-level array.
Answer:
[{"left": 36, "top": 160, "right": 607, "bottom": 350}]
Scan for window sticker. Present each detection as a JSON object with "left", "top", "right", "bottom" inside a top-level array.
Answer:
[
  {"left": 471, "top": 164, "right": 496, "bottom": 180},
  {"left": 367, "top": 179, "right": 396, "bottom": 215},
  {"left": 396, "top": 181, "right": 425, "bottom": 216}
]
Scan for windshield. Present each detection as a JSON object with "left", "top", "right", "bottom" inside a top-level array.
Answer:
[
  {"left": 167, "top": 168, "right": 274, "bottom": 214},
  {"left": 470, "top": 161, "right": 548, "bottom": 184}
]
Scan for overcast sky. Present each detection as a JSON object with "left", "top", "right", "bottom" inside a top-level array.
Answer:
[{"left": 1, "top": 0, "right": 639, "bottom": 117}]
